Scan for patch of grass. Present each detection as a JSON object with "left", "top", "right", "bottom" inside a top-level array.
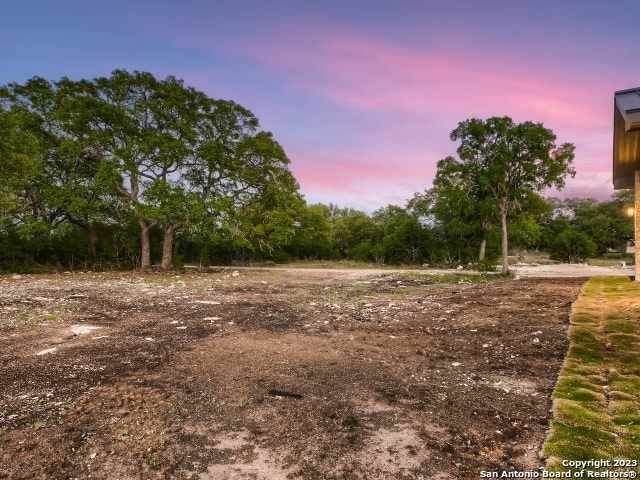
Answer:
[
  {"left": 404, "top": 271, "right": 513, "bottom": 284},
  {"left": 543, "top": 276, "right": 640, "bottom": 470}
]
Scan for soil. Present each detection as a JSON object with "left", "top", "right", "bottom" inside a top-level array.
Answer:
[{"left": 0, "top": 268, "right": 586, "bottom": 479}]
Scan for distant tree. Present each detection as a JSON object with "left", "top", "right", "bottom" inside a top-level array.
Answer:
[
  {"left": 371, "top": 205, "right": 431, "bottom": 264},
  {"left": 330, "top": 209, "right": 380, "bottom": 259},
  {"left": 287, "top": 203, "right": 335, "bottom": 260},
  {"left": 569, "top": 193, "right": 633, "bottom": 255},
  {"left": 549, "top": 230, "right": 597, "bottom": 263},
  {"left": 440, "top": 116, "right": 575, "bottom": 273}
]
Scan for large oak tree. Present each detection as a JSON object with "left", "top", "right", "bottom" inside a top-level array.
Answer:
[
  {"left": 1, "top": 71, "right": 300, "bottom": 270},
  {"left": 436, "top": 116, "right": 575, "bottom": 273}
]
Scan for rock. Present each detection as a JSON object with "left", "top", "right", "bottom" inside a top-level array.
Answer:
[
  {"left": 532, "top": 337, "right": 540, "bottom": 344},
  {"left": 11, "top": 275, "right": 22, "bottom": 280},
  {"left": 194, "top": 300, "right": 221, "bottom": 305},
  {"left": 70, "top": 325, "right": 101, "bottom": 335},
  {"left": 36, "top": 347, "right": 57, "bottom": 356},
  {"left": 176, "top": 326, "right": 188, "bottom": 330},
  {"left": 451, "top": 362, "right": 462, "bottom": 367},
  {"left": 232, "top": 271, "right": 240, "bottom": 277}
]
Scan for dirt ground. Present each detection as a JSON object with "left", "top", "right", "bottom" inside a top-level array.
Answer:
[{"left": 0, "top": 268, "right": 587, "bottom": 479}]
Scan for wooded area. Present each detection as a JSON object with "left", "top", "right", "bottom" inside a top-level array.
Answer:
[{"left": 0, "top": 72, "right": 633, "bottom": 272}]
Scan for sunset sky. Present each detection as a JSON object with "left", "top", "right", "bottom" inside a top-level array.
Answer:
[{"left": 3, "top": 0, "right": 640, "bottom": 211}]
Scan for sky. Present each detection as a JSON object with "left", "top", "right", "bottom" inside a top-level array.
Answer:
[{"left": 3, "top": 0, "right": 640, "bottom": 212}]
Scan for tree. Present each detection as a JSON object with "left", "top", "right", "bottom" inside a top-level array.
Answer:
[
  {"left": 420, "top": 161, "right": 499, "bottom": 264},
  {"left": 1, "top": 71, "right": 300, "bottom": 271},
  {"left": 442, "top": 116, "right": 575, "bottom": 273},
  {"left": 330, "top": 209, "right": 380, "bottom": 259},
  {"left": 287, "top": 203, "right": 336, "bottom": 260},
  {"left": 70, "top": 70, "right": 299, "bottom": 270},
  {"left": 565, "top": 194, "right": 633, "bottom": 255},
  {"left": 371, "top": 205, "right": 431, "bottom": 264},
  {"left": 0, "top": 77, "right": 119, "bottom": 265},
  {"left": 549, "top": 230, "right": 597, "bottom": 263}
]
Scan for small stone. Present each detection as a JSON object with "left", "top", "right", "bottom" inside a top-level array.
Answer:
[
  {"left": 451, "top": 362, "right": 462, "bottom": 367},
  {"left": 176, "top": 326, "right": 188, "bottom": 330},
  {"left": 532, "top": 337, "right": 540, "bottom": 344},
  {"left": 36, "top": 348, "right": 57, "bottom": 356},
  {"left": 231, "top": 271, "right": 240, "bottom": 277},
  {"left": 70, "top": 325, "right": 101, "bottom": 335}
]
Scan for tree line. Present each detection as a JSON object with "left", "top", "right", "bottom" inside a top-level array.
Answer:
[{"left": 0, "top": 71, "right": 631, "bottom": 272}]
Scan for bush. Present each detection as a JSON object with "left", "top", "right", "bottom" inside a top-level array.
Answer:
[{"left": 550, "top": 230, "right": 597, "bottom": 263}]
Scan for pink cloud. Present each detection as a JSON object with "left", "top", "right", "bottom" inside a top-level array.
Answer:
[{"left": 174, "top": 21, "right": 627, "bottom": 205}]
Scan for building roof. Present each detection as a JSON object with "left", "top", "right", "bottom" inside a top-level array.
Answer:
[{"left": 614, "top": 88, "right": 640, "bottom": 190}]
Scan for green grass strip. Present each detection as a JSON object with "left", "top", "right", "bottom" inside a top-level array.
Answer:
[{"left": 543, "top": 276, "right": 640, "bottom": 472}]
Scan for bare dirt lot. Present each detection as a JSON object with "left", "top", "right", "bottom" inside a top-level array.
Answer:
[{"left": 0, "top": 268, "right": 586, "bottom": 479}]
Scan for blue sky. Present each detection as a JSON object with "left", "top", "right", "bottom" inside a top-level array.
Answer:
[{"left": 3, "top": 0, "right": 640, "bottom": 211}]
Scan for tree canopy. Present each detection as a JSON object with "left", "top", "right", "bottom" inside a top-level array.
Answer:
[
  {"left": 2, "top": 84, "right": 627, "bottom": 273},
  {"left": 0, "top": 71, "right": 300, "bottom": 270}
]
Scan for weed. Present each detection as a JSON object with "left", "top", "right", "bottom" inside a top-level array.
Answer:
[{"left": 147, "top": 452, "right": 161, "bottom": 469}]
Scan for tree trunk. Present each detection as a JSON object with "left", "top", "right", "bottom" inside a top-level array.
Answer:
[
  {"left": 500, "top": 206, "right": 509, "bottom": 274},
  {"left": 139, "top": 218, "right": 155, "bottom": 271},
  {"left": 65, "top": 215, "right": 100, "bottom": 268},
  {"left": 87, "top": 226, "right": 99, "bottom": 264},
  {"left": 160, "top": 222, "right": 181, "bottom": 270},
  {"left": 478, "top": 238, "right": 486, "bottom": 262}
]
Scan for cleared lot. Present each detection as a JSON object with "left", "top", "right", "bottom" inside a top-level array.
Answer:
[{"left": 0, "top": 269, "right": 584, "bottom": 479}]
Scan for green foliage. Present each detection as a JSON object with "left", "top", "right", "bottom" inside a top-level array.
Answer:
[
  {"left": 0, "top": 77, "right": 632, "bottom": 271},
  {"left": 549, "top": 229, "right": 597, "bottom": 263},
  {"left": 435, "top": 116, "right": 576, "bottom": 273},
  {"left": 1, "top": 71, "right": 300, "bottom": 270}
]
